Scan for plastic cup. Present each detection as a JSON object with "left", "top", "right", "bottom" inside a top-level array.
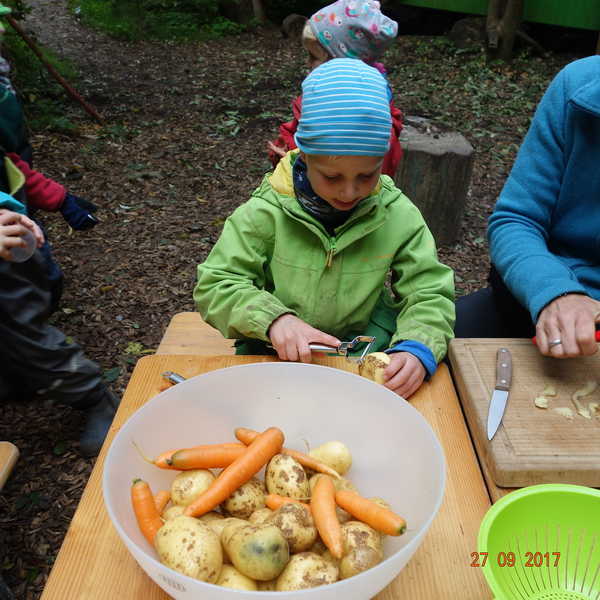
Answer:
[{"left": 8, "top": 229, "right": 36, "bottom": 263}]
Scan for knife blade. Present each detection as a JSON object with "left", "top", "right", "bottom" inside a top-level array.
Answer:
[{"left": 487, "top": 347, "right": 512, "bottom": 440}]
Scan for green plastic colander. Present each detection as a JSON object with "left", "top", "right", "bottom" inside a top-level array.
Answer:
[{"left": 478, "top": 484, "right": 600, "bottom": 600}]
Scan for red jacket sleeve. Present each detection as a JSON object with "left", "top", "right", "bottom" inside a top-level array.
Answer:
[
  {"left": 267, "top": 96, "right": 302, "bottom": 168},
  {"left": 7, "top": 152, "right": 66, "bottom": 211},
  {"left": 382, "top": 99, "right": 403, "bottom": 179}
]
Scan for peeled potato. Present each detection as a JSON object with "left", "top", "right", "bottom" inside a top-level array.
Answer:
[
  {"left": 358, "top": 352, "right": 390, "bottom": 385},
  {"left": 309, "top": 440, "right": 352, "bottom": 476}
]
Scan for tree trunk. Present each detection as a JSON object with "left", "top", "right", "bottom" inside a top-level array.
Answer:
[
  {"left": 394, "top": 116, "right": 474, "bottom": 246},
  {"left": 486, "top": 0, "right": 523, "bottom": 61},
  {"left": 252, "top": 0, "right": 267, "bottom": 23}
]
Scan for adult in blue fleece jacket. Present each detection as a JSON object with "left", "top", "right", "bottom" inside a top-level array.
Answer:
[{"left": 455, "top": 56, "right": 600, "bottom": 358}]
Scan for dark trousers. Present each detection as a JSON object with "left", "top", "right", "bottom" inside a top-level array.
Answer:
[
  {"left": 454, "top": 266, "right": 536, "bottom": 338},
  {"left": 0, "top": 252, "right": 104, "bottom": 408}
]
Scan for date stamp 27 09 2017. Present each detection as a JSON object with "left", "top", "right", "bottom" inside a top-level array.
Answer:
[{"left": 471, "top": 551, "right": 561, "bottom": 568}]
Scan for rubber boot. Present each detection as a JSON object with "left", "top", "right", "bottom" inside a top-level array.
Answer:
[{"left": 79, "top": 387, "right": 120, "bottom": 457}]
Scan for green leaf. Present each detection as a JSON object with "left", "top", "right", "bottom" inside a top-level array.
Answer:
[{"left": 124, "top": 342, "right": 145, "bottom": 355}]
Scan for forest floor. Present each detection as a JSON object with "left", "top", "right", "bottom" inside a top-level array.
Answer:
[{"left": 0, "top": 1, "right": 591, "bottom": 597}]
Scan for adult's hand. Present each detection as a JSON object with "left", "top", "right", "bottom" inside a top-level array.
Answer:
[
  {"left": 268, "top": 313, "right": 341, "bottom": 363},
  {"left": 535, "top": 293, "right": 600, "bottom": 357}
]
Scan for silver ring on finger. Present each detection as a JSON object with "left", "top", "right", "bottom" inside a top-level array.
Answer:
[{"left": 548, "top": 338, "right": 562, "bottom": 348}]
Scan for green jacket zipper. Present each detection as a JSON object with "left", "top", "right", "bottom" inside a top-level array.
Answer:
[{"left": 326, "top": 238, "right": 337, "bottom": 268}]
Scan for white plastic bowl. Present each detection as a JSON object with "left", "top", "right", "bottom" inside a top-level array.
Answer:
[{"left": 103, "top": 362, "right": 445, "bottom": 599}]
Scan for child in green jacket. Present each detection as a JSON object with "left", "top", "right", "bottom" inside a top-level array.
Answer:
[{"left": 195, "top": 59, "right": 454, "bottom": 398}]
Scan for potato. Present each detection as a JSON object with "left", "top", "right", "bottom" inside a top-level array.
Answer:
[
  {"left": 309, "top": 441, "right": 352, "bottom": 476},
  {"left": 224, "top": 523, "right": 289, "bottom": 581},
  {"left": 309, "top": 473, "right": 358, "bottom": 495},
  {"left": 308, "top": 538, "right": 328, "bottom": 555},
  {"left": 276, "top": 552, "right": 339, "bottom": 590},
  {"left": 248, "top": 507, "right": 273, "bottom": 525},
  {"left": 265, "top": 453, "right": 309, "bottom": 499},
  {"left": 265, "top": 502, "right": 318, "bottom": 553},
  {"left": 341, "top": 521, "right": 383, "bottom": 557},
  {"left": 161, "top": 504, "right": 185, "bottom": 521},
  {"left": 207, "top": 517, "right": 247, "bottom": 564},
  {"left": 321, "top": 549, "right": 341, "bottom": 569},
  {"left": 198, "top": 511, "right": 224, "bottom": 524},
  {"left": 216, "top": 564, "right": 257, "bottom": 590},
  {"left": 339, "top": 545, "right": 382, "bottom": 579},
  {"left": 222, "top": 476, "right": 265, "bottom": 519},
  {"left": 170, "top": 469, "right": 215, "bottom": 506},
  {"left": 154, "top": 516, "right": 222, "bottom": 582},
  {"left": 207, "top": 516, "right": 247, "bottom": 540},
  {"left": 358, "top": 352, "right": 390, "bottom": 385}
]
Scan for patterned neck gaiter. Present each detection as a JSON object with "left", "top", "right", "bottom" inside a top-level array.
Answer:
[{"left": 293, "top": 156, "right": 358, "bottom": 235}]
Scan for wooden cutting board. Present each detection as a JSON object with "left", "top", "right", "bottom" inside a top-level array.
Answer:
[{"left": 449, "top": 339, "right": 600, "bottom": 487}]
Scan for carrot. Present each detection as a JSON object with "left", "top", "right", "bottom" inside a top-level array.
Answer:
[
  {"left": 133, "top": 441, "right": 246, "bottom": 470},
  {"left": 152, "top": 449, "right": 178, "bottom": 469},
  {"left": 234, "top": 427, "right": 341, "bottom": 479},
  {"left": 154, "top": 490, "right": 171, "bottom": 513},
  {"left": 132, "top": 441, "right": 178, "bottom": 469},
  {"left": 131, "top": 479, "right": 163, "bottom": 545},
  {"left": 184, "top": 427, "right": 284, "bottom": 518},
  {"left": 311, "top": 476, "right": 343, "bottom": 558},
  {"left": 265, "top": 493, "right": 311, "bottom": 512},
  {"left": 335, "top": 490, "right": 407, "bottom": 536},
  {"left": 167, "top": 443, "right": 246, "bottom": 470}
]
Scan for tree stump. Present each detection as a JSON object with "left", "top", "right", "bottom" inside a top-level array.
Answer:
[{"left": 394, "top": 116, "right": 474, "bottom": 246}]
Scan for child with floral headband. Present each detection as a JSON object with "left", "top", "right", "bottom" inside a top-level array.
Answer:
[
  {"left": 267, "top": 0, "right": 403, "bottom": 178},
  {"left": 198, "top": 59, "right": 454, "bottom": 399}
]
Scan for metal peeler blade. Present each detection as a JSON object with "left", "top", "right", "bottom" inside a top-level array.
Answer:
[{"left": 309, "top": 335, "right": 376, "bottom": 364}]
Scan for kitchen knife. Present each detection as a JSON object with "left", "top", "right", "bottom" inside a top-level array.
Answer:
[{"left": 487, "top": 347, "right": 512, "bottom": 441}]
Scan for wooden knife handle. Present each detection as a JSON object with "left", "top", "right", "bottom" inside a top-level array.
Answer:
[{"left": 495, "top": 347, "right": 512, "bottom": 391}]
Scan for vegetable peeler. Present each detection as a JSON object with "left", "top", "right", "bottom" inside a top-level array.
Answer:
[
  {"left": 162, "top": 371, "right": 187, "bottom": 385},
  {"left": 308, "top": 335, "right": 376, "bottom": 364}
]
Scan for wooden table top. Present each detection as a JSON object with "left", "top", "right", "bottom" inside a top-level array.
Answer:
[{"left": 40, "top": 354, "right": 491, "bottom": 600}]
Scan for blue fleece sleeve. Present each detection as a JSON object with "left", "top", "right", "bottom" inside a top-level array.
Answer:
[
  {"left": 488, "top": 62, "right": 588, "bottom": 322},
  {"left": 385, "top": 340, "right": 437, "bottom": 378}
]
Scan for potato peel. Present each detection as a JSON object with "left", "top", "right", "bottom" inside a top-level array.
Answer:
[
  {"left": 552, "top": 407, "right": 574, "bottom": 420},
  {"left": 534, "top": 396, "right": 549, "bottom": 409},
  {"left": 571, "top": 380, "right": 597, "bottom": 420}
]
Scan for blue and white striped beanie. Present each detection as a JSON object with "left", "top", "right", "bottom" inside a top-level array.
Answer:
[{"left": 295, "top": 58, "right": 391, "bottom": 156}]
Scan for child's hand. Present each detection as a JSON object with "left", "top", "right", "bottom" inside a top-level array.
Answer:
[
  {"left": 267, "top": 141, "right": 287, "bottom": 158},
  {"left": 383, "top": 352, "right": 426, "bottom": 399},
  {"left": 21, "top": 214, "right": 45, "bottom": 247},
  {"left": 0, "top": 209, "right": 44, "bottom": 260},
  {"left": 268, "top": 314, "right": 341, "bottom": 363}
]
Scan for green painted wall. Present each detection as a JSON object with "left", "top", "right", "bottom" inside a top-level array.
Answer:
[{"left": 396, "top": 0, "right": 600, "bottom": 30}]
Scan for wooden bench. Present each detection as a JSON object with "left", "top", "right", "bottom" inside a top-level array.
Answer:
[
  {"left": 156, "top": 312, "right": 234, "bottom": 356},
  {"left": 0, "top": 442, "right": 19, "bottom": 491}
]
